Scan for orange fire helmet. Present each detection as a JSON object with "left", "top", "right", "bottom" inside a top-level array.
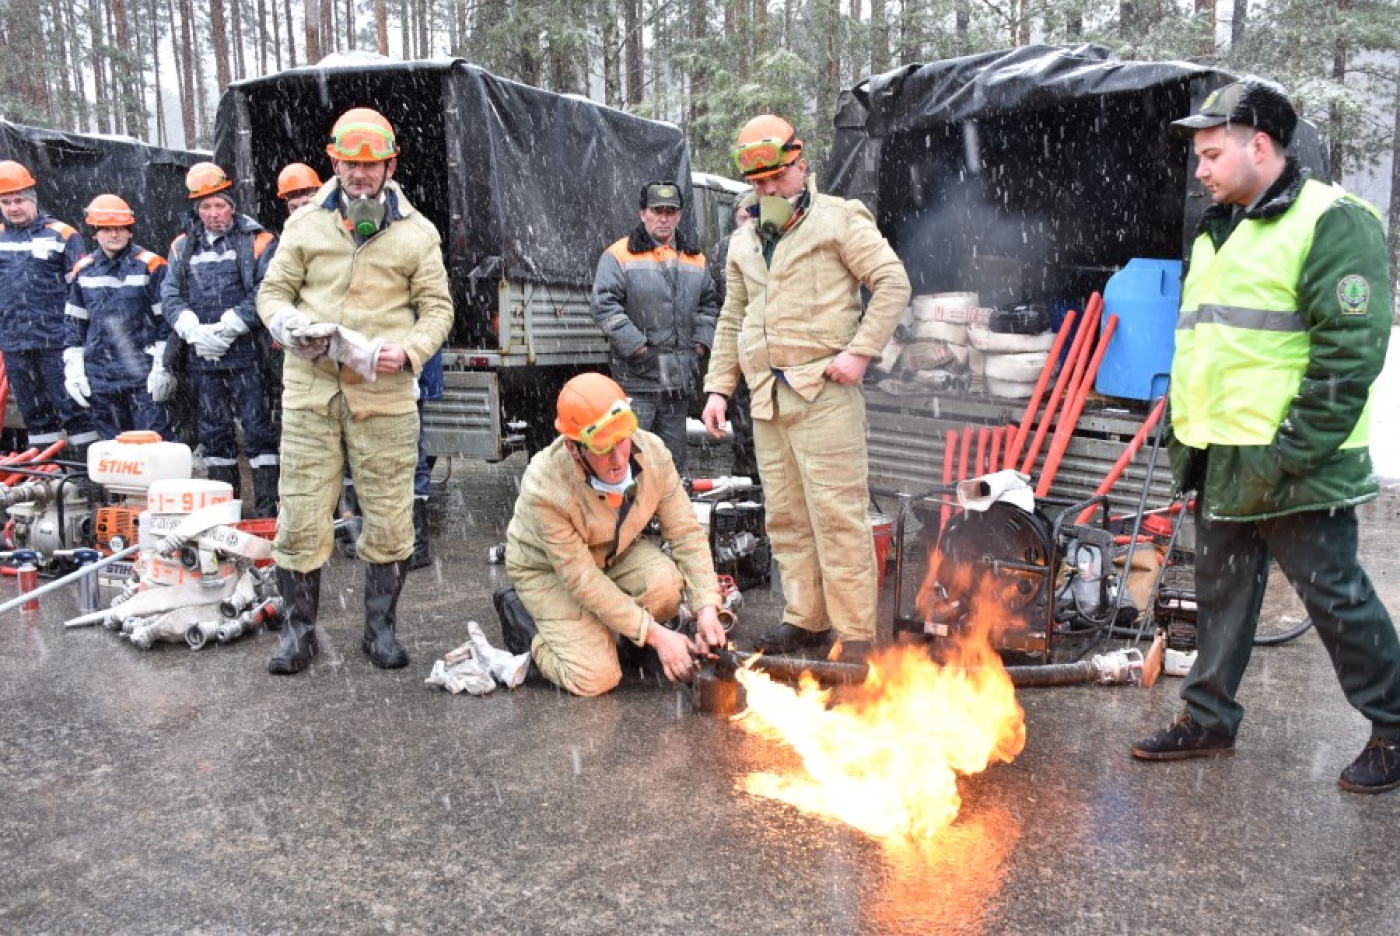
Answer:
[
  {"left": 85, "top": 194, "right": 136, "bottom": 228},
  {"left": 185, "top": 161, "right": 233, "bottom": 200},
  {"left": 326, "top": 108, "right": 398, "bottom": 163},
  {"left": 277, "top": 163, "right": 324, "bottom": 199},
  {"left": 0, "top": 160, "right": 38, "bottom": 196},
  {"left": 732, "top": 114, "right": 804, "bottom": 181},
  {"left": 555, "top": 373, "right": 639, "bottom": 456}
]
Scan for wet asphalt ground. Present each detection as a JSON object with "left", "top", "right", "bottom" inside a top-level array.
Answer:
[{"left": 2, "top": 439, "right": 1399, "bottom": 935}]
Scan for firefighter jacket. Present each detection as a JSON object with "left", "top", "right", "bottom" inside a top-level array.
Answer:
[
  {"left": 256, "top": 180, "right": 453, "bottom": 419},
  {"left": 703, "top": 176, "right": 911, "bottom": 418},
  {"left": 504, "top": 430, "right": 722, "bottom": 646},
  {"left": 162, "top": 214, "right": 276, "bottom": 374},
  {"left": 0, "top": 213, "right": 86, "bottom": 351},
  {"left": 64, "top": 244, "right": 170, "bottom": 388},
  {"left": 590, "top": 225, "right": 719, "bottom": 397},
  {"left": 1170, "top": 160, "right": 1392, "bottom": 521}
]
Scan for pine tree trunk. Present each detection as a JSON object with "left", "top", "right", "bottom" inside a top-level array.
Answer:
[
  {"left": 212, "top": 0, "right": 231, "bottom": 90},
  {"left": 625, "top": 0, "right": 642, "bottom": 106},
  {"left": 602, "top": 0, "right": 621, "bottom": 108},
  {"left": 232, "top": 0, "right": 247, "bottom": 81},
  {"left": 376, "top": 0, "right": 388, "bottom": 54},
  {"left": 320, "top": 0, "right": 334, "bottom": 55},
  {"left": 306, "top": 0, "right": 322, "bottom": 63},
  {"left": 1328, "top": 0, "right": 1349, "bottom": 177},
  {"left": 53, "top": 2, "right": 78, "bottom": 129},
  {"left": 151, "top": 0, "right": 166, "bottom": 146},
  {"left": 285, "top": 0, "right": 298, "bottom": 66},
  {"left": 1230, "top": 0, "right": 1247, "bottom": 51},
  {"left": 193, "top": 3, "right": 210, "bottom": 145},
  {"left": 870, "top": 0, "right": 888, "bottom": 75},
  {"left": 174, "top": 0, "right": 194, "bottom": 147},
  {"left": 91, "top": 6, "right": 111, "bottom": 134},
  {"left": 417, "top": 0, "right": 428, "bottom": 58}
]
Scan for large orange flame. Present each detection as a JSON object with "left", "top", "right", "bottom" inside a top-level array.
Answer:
[{"left": 733, "top": 618, "right": 1025, "bottom": 843}]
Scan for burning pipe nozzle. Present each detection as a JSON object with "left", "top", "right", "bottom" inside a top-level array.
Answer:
[{"left": 694, "top": 646, "right": 1145, "bottom": 716}]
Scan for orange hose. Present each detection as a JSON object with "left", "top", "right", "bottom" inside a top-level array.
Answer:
[
  {"left": 974, "top": 427, "right": 989, "bottom": 476},
  {"left": 1076, "top": 394, "right": 1168, "bottom": 524},
  {"left": 958, "top": 425, "right": 973, "bottom": 483},
  {"left": 988, "top": 426, "right": 1003, "bottom": 476},
  {"left": 1006, "top": 308, "right": 1077, "bottom": 472},
  {"left": 1021, "top": 300, "right": 1100, "bottom": 477},
  {"left": 940, "top": 429, "right": 959, "bottom": 531},
  {"left": 1037, "top": 314, "right": 1119, "bottom": 498}
]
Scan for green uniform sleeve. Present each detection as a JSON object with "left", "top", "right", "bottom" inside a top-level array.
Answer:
[{"left": 1273, "top": 198, "right": 1393, "bottom": 476}]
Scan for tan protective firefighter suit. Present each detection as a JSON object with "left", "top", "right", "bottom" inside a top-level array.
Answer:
[
  {"left": 704, "top": 176, "right": 910, "bottom": 640},
  {"left": 505, "top": 430, "right": 722, "bottom": 697},
  {"left": 256, "top": 180, "right": 452, "bottom": 571}
]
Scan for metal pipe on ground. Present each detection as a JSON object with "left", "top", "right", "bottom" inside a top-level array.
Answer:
[{"left": 693, "top": 646, "right": 1144, "bottom": 715}]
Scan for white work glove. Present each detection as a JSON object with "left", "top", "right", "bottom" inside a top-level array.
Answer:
[
  {"left": 267, "top": 309, "right": 330, "bottom": 361},
  {"left": 172, "top": 310, "right": 201, "bottom": 341},
  {"left": 62, "top": 347, "right": 92, "bottom": 408},
  {"left": 189, "top": 324, "right": 234, "bottom": 360},
  {"left": 218, "top": 309, "right": 250, "bottom": 337},
  {"left": 146, "top": 343, "right": 176, "bottom": 402},
  {"left": 326, "top": 325, "right": 384, "bottom": 381}
]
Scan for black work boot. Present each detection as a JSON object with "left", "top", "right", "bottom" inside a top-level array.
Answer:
[
  {"left": 408, "top": 498, "right": 432, "bottom": 570},
  {"left": 493, "top": 585, "right": 539, "bottom": 655},
  {"left": 1338, "top": 736, "right": 1400, "bottom": 794},
  {"left": 252, "top": 465, "right": 280, "bottom": 519},
  {"left": 754, "top": 622, "right": 833, "bottom": 655},
  {"left": 207, "top": 463, "right": 242, "bottom": 501},
  {"left": 363, "top": 560, "right": 409, "bottom": 669},
  {"left": 1131, "top": 713, "right": 1235, "bottom": 761},
  {"left": 269, "top": 567, "right": 320, "bottom": 675}
]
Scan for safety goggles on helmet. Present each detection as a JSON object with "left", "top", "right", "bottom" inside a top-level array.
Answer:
[
  {"left": 732, "top": 134, "right": 800, "bottom": 179},
  {"left": 328, "top": 124, "right": 398, "bottom": 162},
  {"left": 574, "top": 398, "right": 639, "bottom": 456}
]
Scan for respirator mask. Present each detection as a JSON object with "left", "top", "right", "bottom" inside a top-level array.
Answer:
[{"left": 345, "top": 193, "right": 387, "bottom": 237}]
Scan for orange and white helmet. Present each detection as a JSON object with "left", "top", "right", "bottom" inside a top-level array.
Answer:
[
  {"left": 0, "top": 160, "right": 38, "bottom": 196},
  {"left": 326, "top": 108, "right": 398, "bottom": 163},
  {"left": 277, "top": 162, "right": 324, "bottom": 199},
  {"left": 732, "top": 114, "right": 804, "bottom": 181},
  {"left": 185, "top": 161, "right": 233, "bottom": 200},
  {"left": 85, "top": 194, "right": 136, "bottom": 228},
  {"left": 555, "top": 373, "right": 639, "bottom": 456}
]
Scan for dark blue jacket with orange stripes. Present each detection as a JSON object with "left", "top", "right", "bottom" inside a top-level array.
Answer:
[
  {"left": 161, "top": 213, "right": 276, "bottom": 373},
  {"left": 64, "top": 244, "right": 170, "bottom": 388},
  {"left": 0, "top": 213, "right": 87, "bottom": 351},
  {"left": 589, "top": 224, "right": 719, "bottom": 397}
]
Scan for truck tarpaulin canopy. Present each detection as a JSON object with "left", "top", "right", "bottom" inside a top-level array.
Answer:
[
  {"left": 0, "top": 118, "right": 207, "bottom": 253},
  {"left": 215, "top": 58, "right": 692, "bottom": 298},
  {"left": 824, "top": 44, "right": 1326, "bottom": 299}
]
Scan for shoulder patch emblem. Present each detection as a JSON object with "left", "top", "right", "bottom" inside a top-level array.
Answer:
[{"left": 1336, "top": 275, "right": 1370, "bottom": 315}]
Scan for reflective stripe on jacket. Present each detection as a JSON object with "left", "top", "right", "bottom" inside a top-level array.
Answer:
[
  {"left": 1174, "top": 179, "right": 1373, "bottom": 450},
  {"left": 0, "top": 215, "right": 86, "bottom": 351},
  {"left": 590, "top": 230, "right": 719, "bottom": 397},
  {"left": 64, "top": 245, "right": 170, "bottom": 388},
  {"left": 1167, "top": 164, "right": 1392, "bottom": 522}
]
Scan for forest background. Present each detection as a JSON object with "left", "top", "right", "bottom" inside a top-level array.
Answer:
[{"left": 1, "top": 0, "right": 1398, "bottom": 283}]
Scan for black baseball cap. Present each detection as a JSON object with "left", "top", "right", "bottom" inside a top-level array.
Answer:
[
  {"left": 642, "top": 182, "right": 683, "bottom": 210},
  {"left": 1169, "top": 79, "right": 1298, "bottom": 147}
]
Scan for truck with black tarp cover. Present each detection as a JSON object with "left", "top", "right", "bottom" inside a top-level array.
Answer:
[
  {"left": 0, "top": 118, "right": 207, "bottom": 441},
  {"left": 824, "top": 44, "right": 1327, "bottom": 502},
  {"left": 214, "top": 56, "right": 693, "bottom": 458}
]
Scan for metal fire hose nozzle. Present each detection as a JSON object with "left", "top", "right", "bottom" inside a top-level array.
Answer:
[
  {"left": 1089, "top": 647, "right": 1144, "bottom": 685},
  {"left": 673, "top": 602, "right": 738, "bottom": 635}
]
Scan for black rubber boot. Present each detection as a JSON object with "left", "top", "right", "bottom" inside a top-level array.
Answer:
[
  {"left": 493, "top": 584, "right": 539, "bottom": 655},
  {"left": 363, "top": 560, "right": 409, "bottom": 669},
  {"left": 207, "top": 463, "right": 242, "bottom": 501},
  {"left": 408, "top": 498, "right": 432, "bottom": 570},
  {"left": 252, "top": 465, "right": 280, "bottom": 519},
  {"left": 269, "top": 567, "right": 320, "bottom": 675}
]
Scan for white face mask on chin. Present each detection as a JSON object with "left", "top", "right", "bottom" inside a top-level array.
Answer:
[{"left": 587, "top": 464, "right": 636, "bottom": 499}]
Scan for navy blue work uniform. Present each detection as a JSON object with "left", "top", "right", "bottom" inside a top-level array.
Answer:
[
  {"left": 161, "top": 213, "right": 280, "bottom": 515},
  {"left": 64, "top": 244, "right": 172, "bottom": 439},
  {"left": 0, "top": 213, "right": 99, "bottom": 449}
]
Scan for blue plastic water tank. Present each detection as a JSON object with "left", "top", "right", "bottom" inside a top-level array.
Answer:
[{"left": 1096, "top": 258, "right": 1183, "bottom": 401}]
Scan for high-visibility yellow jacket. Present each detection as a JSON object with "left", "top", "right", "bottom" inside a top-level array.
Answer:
[{"left": 1170, "top": 165, "right": 1391, "bottom": 520}]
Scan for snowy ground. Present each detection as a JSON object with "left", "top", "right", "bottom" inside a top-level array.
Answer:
[{"left": 1371, "top": 325, "right": 1400, "bottom": 480}]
